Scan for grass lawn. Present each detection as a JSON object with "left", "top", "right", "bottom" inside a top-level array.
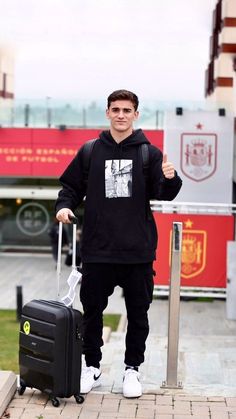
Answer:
[
  {"left": 0, "top": 310, "right": 19, "bottom": 373},
  {"left": 0, "top": 309, "right": 120, "bottom": 373}
]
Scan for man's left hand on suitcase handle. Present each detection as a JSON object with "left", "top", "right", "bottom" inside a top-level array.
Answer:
[{"left": 56, "top": 208, "right": 76, "bottom": 224}]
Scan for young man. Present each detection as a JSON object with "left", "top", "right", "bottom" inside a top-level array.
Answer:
[{"left": 55, "top": 89, "right": 182, "bottom": 398}]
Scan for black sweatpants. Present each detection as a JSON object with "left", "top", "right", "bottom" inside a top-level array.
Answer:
[{"left": 80, "top": 262, "right": 154, "bottom": 368}]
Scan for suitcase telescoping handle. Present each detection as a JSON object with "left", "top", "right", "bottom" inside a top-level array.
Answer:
[
  {"left": 56, "top": 215, "right": 78, "bottom": 300},
  {"left": 68, "top": 215, "right": 78, "bottom": 271}
]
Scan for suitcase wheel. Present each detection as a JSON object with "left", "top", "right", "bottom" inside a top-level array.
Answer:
[
  {"left": 75, "top": 394, "right": 84, "bottom": 404},
  {"left": 18, "top": 379, "right": 26, "bottom": 396},
  {"left": 50, "top": 397, "right": 60, "bottom": 407}
]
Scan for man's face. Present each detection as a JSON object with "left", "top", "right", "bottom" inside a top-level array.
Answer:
[{"left": 106, "top": 100, "right": 139, "bottom": 134}]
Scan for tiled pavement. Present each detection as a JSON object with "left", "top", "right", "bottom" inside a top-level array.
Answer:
[
  {"left": 3, "top": 391, "right": 236, "bottom": 419},
  {"left": 1, "top": 253, "right": 236, "bottom": 418},
  {"left": 2, "top": 329, "right": 236, "bottom": 418}
]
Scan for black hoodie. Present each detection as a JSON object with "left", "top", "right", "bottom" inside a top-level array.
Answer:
[{"left": 55, "top": 129, "right": 182, "bottom": 263}]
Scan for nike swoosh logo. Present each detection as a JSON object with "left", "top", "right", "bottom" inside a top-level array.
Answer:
[{"left": 94, "top": 373, "right": 101, "bottom": 381}]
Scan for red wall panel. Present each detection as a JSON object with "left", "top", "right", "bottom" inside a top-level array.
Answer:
[
  {"left": 0, "top": 128, "right": 163, "bottom": 177},
  {"left": 153, "top": 213, "right": 234, "bottom": 288}
]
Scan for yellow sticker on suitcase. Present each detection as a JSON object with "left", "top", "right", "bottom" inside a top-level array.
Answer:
[{"left": 23, "top": 321, "right": 30, "bottom": 335}]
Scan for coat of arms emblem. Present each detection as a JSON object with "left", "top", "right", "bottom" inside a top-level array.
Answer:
[
  {"left": 181, "top": 230, "right": 207, "bottom": 279},
  {"left": 169, "top": 224, "right": 207, "bottom": 279},
  {"left": 180, "top": 133, "right": 217, "bottom": 181}
]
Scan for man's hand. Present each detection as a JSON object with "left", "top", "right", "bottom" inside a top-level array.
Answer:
[
  {"left": 162, "top": 153, "right": 175, "bottom": 179},
  {"left": 56, "top": 208, "right": 75, "bottom": 224}
]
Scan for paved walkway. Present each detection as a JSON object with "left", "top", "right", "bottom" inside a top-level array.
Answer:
[
  {"left": 3, "top": 390, "right": 236, "bottom": 419},
  {"left": 1, "top": 253, "right": 236, "bottom": 418}
]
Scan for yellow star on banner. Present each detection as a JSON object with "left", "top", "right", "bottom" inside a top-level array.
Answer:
[{"left": 184, "top": 219, "right": 193, "bottom": 228}]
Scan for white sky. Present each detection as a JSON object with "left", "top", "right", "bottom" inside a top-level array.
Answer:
[{"left": 0, "top": 0, "right": 216, "bottom": 105}]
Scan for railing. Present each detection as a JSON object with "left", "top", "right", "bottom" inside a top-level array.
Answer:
[
  {"left": 151, "top": 201, "right": 236, "bottom": 215},
  {"left": 0, "top": 99, "right": 231, "bottom": 129}
]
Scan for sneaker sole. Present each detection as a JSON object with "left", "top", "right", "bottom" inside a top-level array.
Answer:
[
  {"left": 123, "top": 390, "right": 142, "bottom": 398},
  {"left": 80, "top": 378, "right": 101, "bottom": 394}
]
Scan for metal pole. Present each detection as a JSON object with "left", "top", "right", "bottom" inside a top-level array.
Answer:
[
  {"left": 16, "top": 285, "right": 23, "bottom": 321},
  {"left": 24, "top": 104, "right": 30, "bottom": 127},
  {"left": 46, "top": 96, "right": 51, "bottom": 128},
  {"left": 82, "top": 108, "right": 86, "bottom": 127},
  {"left": 161, "top": 222, "right": 183, "bottom": 389},
  {"left": 155, "top": 110, "right": 159, "bottom": 129}
]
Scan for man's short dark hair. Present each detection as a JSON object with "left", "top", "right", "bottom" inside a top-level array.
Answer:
[{"left": 107, "top": 89, "right": 139, "bottom": 111}]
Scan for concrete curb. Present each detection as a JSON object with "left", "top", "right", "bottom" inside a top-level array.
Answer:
[
  {"left": 103, "top": 314, "right": 127, "bottom": 344},
  {"left": 102, "top": 326, "right": 112, "bottom": 343},
  {"left": 0, "top": 371, "right": 17, "bottom": 418},
  {"left": 117, "top": 313, "right": 127, "bottom": 332}
]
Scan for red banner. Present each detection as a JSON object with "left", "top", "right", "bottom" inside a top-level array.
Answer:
[
  {"left": 153, "top": 213, "right": 234, "bottom": 288},
  {"left": 0, "top": 128, "right": 163, "bottom": 177}
]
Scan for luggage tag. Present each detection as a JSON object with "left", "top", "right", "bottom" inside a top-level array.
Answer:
[
  {"left": 59, "top": 215, "right": 81, "bottom": 307},
  {"left": 61, "top": 268, "right": 82, "bottom": 307}
]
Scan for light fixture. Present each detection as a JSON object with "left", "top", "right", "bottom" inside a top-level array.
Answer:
[
  {"left": 59, "top": 125, "right": 67, "bottom": 131},
  {"left": 176, "top": 107, "right": 183, "bottom": 116},
  {"left": 218, "top": 108, "right": 226, "bottom": 116}
]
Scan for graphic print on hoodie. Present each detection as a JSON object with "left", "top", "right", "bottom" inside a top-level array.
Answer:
[{"left": 105, "top": 159, "right": 132, "bottom": 198}]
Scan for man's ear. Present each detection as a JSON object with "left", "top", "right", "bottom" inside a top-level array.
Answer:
[
  {"left": 106, "top": 108, "right": 110, "bottom": 119},
  {"left": 134, "top": 111, "right": 139, "bottom": 120}
]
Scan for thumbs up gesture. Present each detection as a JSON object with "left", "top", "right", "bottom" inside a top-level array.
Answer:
[{"left": 162, "top": 153, "right": 175, "bottom": 179}]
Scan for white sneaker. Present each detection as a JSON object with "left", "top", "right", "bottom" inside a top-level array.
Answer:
[
  {"left": 123, "top": 369, "right": 142, "bottom": 398},
  {"left": 80, "top": 366, "right": 101, "bottom": 394}
]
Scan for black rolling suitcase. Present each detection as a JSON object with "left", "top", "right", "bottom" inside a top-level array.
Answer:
[{"left": 18, "top": 216, "right": 84, "bottom": 407}]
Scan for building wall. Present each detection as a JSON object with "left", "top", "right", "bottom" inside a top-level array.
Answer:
[
  {"left": 205, "top": 0, "right": 236, "bottom": 112},
  {"left": 0, "top": 45, "right": 14, "bottom": 97},
  {"left": 222, "top": 0, "right": 236, "bottom": 17},
  {"left": 0, "top": 44, "right": 14, "bottom": 125},
  {"left": 205, "top": 0, "right": 236, "bottom": 185}
]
